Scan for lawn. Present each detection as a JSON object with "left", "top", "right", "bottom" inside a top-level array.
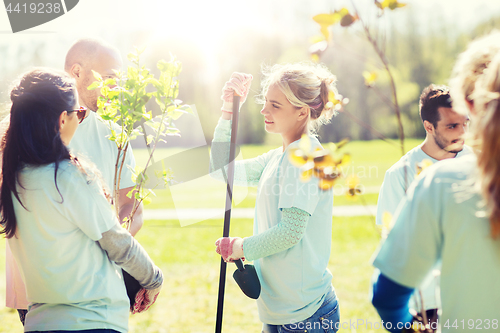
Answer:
[{"left": 0, "top": 139, "right": 423, "bottom": 333}]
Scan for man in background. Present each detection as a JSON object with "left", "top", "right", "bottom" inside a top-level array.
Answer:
[{"left": 375, "top": 84, "right": 471, "bottom": 321}]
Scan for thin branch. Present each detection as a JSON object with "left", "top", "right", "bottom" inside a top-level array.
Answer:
[
  {"left": 350, "top": 0, "right": 405, "bottom": 157},
  {"left": 341, "top": 109, "right": 400, "bottom": 148}
]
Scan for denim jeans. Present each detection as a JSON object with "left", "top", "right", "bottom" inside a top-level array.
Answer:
[
  {"left": 26, "top": 328, "right": 120, "bottom": 333},
  {"left": 262, "top": 289, "right": 340, "bottom": 333}
]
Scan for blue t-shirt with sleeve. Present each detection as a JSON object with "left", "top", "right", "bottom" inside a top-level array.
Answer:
[
  {"left": 253, "top": 140, "right": 334, "bottom": 325},
  {"left": 8, "top": 160, "right": 129, "bottom": 332},
  {"left": 373, "top": 154, "right": 500, "bottom": 332},
  {"left": 210, "top": 118, "right": 335, "bottom": 325}
]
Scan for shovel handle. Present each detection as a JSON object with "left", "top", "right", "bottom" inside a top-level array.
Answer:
[{"left": 235, "top": 259, "right": 244, "bottom": 271}]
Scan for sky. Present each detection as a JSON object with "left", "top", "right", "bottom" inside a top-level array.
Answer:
[
  {"left": 0, "top": 0, "right": 499, "bottom": 97},
  {"left": 1, "top": 0, "right": 499, "bottom": 55}
]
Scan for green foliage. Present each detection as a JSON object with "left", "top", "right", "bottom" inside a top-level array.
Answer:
[{"left": 89, "top": 48, "right": 193, "bottom": 225}]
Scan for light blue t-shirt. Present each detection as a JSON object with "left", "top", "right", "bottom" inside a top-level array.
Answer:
[
  {"left": 210, "top": 118, "right": 335, "bottom": 325},
  {"left": 376, "top": 144, "right": 472, "bottom": 311},
  {"left": 373, "top": 154, "right": 500, "bottom": 332},
  {"left": 252, "top": 139, "right": 334, "bottom": 325},
  {"left": 68, "top": 110, "right": 136, "bottom": 192},
  {"left": 376, "top": 144, "right": 472, "bottom": 226},
  {"left": 8, "top": 161, "right": 129, "bottom": 333}
]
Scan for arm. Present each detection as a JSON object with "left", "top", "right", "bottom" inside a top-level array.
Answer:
[
  {"left": 98, "top": 222, "right": 162, "bottom": 314},
  {"left": 210, "top": 117, "right": 267, "bottom": 187},
  {"left": 216, "top": 207, "right": 310, "bottom": 262},
  {"left": 98, "top": 223, "right": 162, "bottom": 290},
  {"left": 118, "top": 186, "right": 143, "bottom": 236},
  {"left": 372, "top": 271, "right": 414, "bottom": 333}
]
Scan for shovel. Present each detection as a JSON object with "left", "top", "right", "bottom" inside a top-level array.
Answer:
[{"left": 215, "top": 92, "right": 261, "bottom": 333}]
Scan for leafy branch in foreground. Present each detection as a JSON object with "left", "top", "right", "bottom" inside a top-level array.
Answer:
[{"left": 89, "top": 47, "right": 192, "bottom": 229}]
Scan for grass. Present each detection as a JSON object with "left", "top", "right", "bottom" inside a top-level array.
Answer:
[
  {"left": 135, "top": 138, "right": 422, "bottom": 210},
  {"left": 0, "top": 216, "right": 382, "bottom": 333},
  {"left": 0, "top": 139, "right": 423, "bottom": 332}
]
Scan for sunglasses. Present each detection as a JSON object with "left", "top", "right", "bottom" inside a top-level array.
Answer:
[{"left": 68, "top": 106, "right": 87, "bottom": 124}]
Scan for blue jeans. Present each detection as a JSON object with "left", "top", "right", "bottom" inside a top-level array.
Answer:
[{"left": 263, "top": 289, "right": 340, "bottom": 333}]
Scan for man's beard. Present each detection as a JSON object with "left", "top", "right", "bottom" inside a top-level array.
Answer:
[{"left": 433, "top": 131, "right": 463, "bottom": 154}]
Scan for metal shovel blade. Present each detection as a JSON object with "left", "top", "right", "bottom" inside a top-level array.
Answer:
[{"left": 233, "top": 259, "right": 261, "bottom": 299}]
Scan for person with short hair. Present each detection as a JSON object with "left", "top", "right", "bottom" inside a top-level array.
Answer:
[
  {"left": 377, "top": 85, "right": 472, "bottom": 229},
  {"left": 376, "top": 84, "right": 472, "bottom": 325},
  {"left": 371, "top": 33, "right": 500, "bottom": 332},
  {"left": 1, "top": 68, "right": 162, "bottom": 333},
  {"left": 212, "top": 63, "right": 341, "bottom": 333}
]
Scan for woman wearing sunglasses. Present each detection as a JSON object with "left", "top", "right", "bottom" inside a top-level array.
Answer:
[{"left": 0, "top": 68, "right": 163, "bottom": 333}]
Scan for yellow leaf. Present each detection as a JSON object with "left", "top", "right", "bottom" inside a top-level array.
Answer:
[
  {"left": 298, "top": 134, "right": 311, "bottom": 153},
  {"left": 382, "top": 211, "right": 393, "bottom": 231},
  {"left": 381, "top": 0, "right": 392, "bottom": 8},
  {"left": 337, "top": 8, "right": 349, "bottom": 17},
  {"left": 319, "top": 178, "right": 335, "bottom": 190},
  {"left": 416, "top": 159, "right": 434, "bottom": 176},
  {"left": 336, "top": 138, "right": 349, "bottom": 150},
  {"left": 313, "top": 13, "right": 341, "bottom": 26},
  {"left": 313, "top": 150, "right": 334, "bottom": 169},
  {"left": 346, "top": 175, "right": 359, "bottom": 189},
  {"left": 320, "top": 26, "right": 330, "bottom": 41},
  {"left": 363, "top": 71, "right": 378, "bottom": 86},
  {"left": 336, "top": 153, "right": 351, "bottom": 167},
  {"left": 313, "top": 13, "right": 341, "bottom": 41},
  {"left": 300, "top": 167, "right": 314, "bottom": 183},
  {"left": 289, "top": 148, "right": 310, "bottom": 167}
]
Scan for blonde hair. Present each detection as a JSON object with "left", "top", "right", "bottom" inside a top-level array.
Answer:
[
  {"left": 450, "top": 30, "right": 500, "bottom": 115},
  {"left": 257, "top": 62, "right": 339, "bottom": 134},
  {"left": 471, "top": 53, "right": 500, "bottom": 238}
]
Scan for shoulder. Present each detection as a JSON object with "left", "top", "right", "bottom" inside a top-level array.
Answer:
[
  {"left": 457, "top": 145, "right": 474, "bottom": 156},
  {"left": 422, "top": 153, "right": 477, "bottom": 182},
  {"left": 20, "top": 160, "right": 87, "bottom": 188},
  {"left": 407, "top": 153, "right": 478, "bottom": 203},
  {"left": 387, "top": 146, "right": 423, "bottom": 171}
]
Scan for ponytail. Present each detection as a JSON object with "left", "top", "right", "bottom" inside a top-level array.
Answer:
[
  {"left": 472, "top": 53, "right": 500, "bottom": 238},
  {"left": 258, "top": 62, "right": 340, "bottom": 135}
]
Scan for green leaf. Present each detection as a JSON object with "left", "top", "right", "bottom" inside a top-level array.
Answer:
[
  {"left": 169, "top": 109, "right": 187, "bottom": 120},
  {"left": 165, "top": 127, "right": 181, "bottom": 136},
  {"left": 87, "top": 81, "right": 101, "bottom": 91},
  {"left": 177, "top": 104, "right": 193, "bottom": 114},
  {"left": 135, "top": 45, "right": 146, "bottom": 56},
  {"left": 146, "top": 134, "right": 155, "bottom": 145},
  {"left": 104, "top": 78, "right": 116, "bottom": 87},
  {"left": 92, "top": 70, "right": 102, "bottom": 81}
]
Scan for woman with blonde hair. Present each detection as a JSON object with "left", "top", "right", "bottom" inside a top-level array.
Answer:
[
  {"left": 371, "top": 40, "right": 500, "bottom": 332},
  {"left": 211, "top": 62, "right": 341, "bottom": 333}
]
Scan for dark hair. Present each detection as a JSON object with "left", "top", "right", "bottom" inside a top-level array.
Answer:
[
  {"left": 419, "top": 84, "right": 453, "bottom": 128},
  {"left": 0, "top": 68, "right": 77, "bottom": 238}
]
